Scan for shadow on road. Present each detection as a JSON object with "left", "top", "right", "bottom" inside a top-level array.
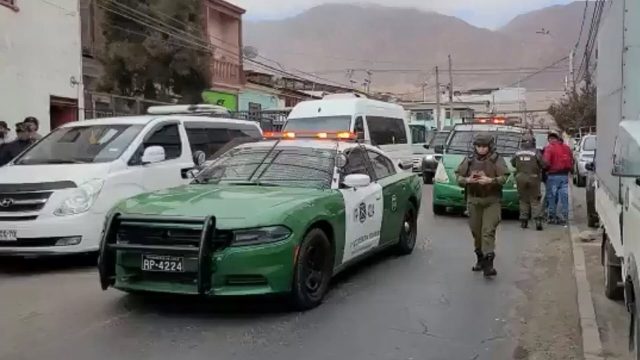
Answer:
[{"left": 0, "top": 254, "right": 97, "bottom": 275}]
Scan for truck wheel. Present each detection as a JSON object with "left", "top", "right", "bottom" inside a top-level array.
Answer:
[
  {"left": 587, "top": 214, "right": 599, "bottom": 229},
  {"left": 604, "top": 238, "right": 624, "bottom": 300},
  {"left": 291, "top": 228, "right": 333, "bottom": 311},
  {"left": 423, "top": 173, "right": 433, "bottom": 185},
  {"left": 433, "top": 204, "right": 446, "bottom": 216},
  {"left": 576, "top": 175, "right": 586, "bottom": 188}
]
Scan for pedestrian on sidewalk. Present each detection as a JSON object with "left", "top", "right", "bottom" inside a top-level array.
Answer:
[
  {"left": 455, "top": 134, "right": 509, "bottom": 277},
  {"left": 0, "top": 123, "right": 33, "bottom": 166},
  {"left": 511, "top": 136, "right": 547, "bottom": 231},
  {"left": 543, "top": 131, "right": 574, "bottom": 225}
]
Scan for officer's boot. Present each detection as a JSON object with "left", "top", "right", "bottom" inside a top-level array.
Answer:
[
  {"left": 483, "top": 252, "right": 497, "bottom": 277},
  {"left": 520, "top": 219, "right": 528, "bottom": 229},
  {"left": 472, "top": 249, "right": 484, "bottom": 272},
  {"left": 535, "top": 218, "right": 543, "bottom": 231}
]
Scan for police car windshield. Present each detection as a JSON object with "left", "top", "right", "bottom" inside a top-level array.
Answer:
[
  {"left": 194, "top": 144, "right": 336, "bottom": 189},
  {"left": 284, "top": 116, "right": 351, "bottom": 132},
  {"left": 14, "top": 124, "right": 144, "bottom": 165},
  {"left": 430, "top": 132, "right": 449, "bottom": 147},
  {"left": 446, "top": 131, "right": 521, "bottom": 155}
]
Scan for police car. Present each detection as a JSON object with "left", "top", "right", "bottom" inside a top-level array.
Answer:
[{"left": 98, "top": 131, "right": 422, "bottom": 310}]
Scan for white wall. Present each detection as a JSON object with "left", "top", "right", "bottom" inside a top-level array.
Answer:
[{"left": 0, "top": 0, "right": 83, "bottom": 134}]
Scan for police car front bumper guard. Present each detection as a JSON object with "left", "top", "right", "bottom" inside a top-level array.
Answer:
[{"left": 98, "top": 214, "right": 222, "bottom": 295}]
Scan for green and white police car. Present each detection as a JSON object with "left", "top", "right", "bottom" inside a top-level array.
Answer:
[
  {"left": 431, "top": 124, "right": 524, "bottom": 215},
  {"left": 98, "top": 132, "right": 422, "bottom": 310}
]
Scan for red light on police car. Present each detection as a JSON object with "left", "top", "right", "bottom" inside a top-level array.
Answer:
[{"left": 337, "top": 132, "right": 356, "bottom": 140}]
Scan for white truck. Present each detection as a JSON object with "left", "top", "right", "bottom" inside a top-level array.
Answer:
[{"left": 594, "top": 0, "right": 640, "bottom": 354}]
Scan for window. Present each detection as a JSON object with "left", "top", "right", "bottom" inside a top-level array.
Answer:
[
  {"left": 445, "top": 111, "right": 451, "bottom": 120},
  {"left": 185, "top": 122, "right": 262, "bottom": 160},
  {"left": 342, "top": 147, "right": 374, "bottom": 181},
  {"left": 366, "top": 116, "right": 408, "bottom": 146},
  {"left": 0, "top": 0, "right": 18, "bottom": 11},
  {"left": 284, "top": 116, "right": 351, "bottom": 132},
  {"left": 613, "top": 128, "right": 640, "bottom": 176},
  {"left": 134, "top": 124, "right": 182, "bottom": 163},
  {"left": 583, "top": 136, "right": 597, "bottom": 151},
  {"left": 409, "top": 125, "right": 427, "bottom": 144},
  {"left": 354, "top": 116, "right": 365, "bottom": 141},
  {"left": 368, "top": 151, "right": 396, "bottom": 179}
]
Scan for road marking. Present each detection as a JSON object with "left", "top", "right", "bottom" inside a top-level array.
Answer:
[{"left": 568, "top": 185, "right": 605, "bottom": 360}]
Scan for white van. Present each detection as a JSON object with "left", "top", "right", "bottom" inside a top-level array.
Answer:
[
  {"left": 283, "top": 94, "right": 413, "bottom": 166},
  {"left": 0, "top": 105, "right": 262, "bottom": 256}
]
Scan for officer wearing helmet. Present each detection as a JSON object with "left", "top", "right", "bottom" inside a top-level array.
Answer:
[
  {"left": 455, "top": 133, "right": 509, "bottom": 277},
  {"left": 511, "top": 135, "right": 547, "bottom": 231}
]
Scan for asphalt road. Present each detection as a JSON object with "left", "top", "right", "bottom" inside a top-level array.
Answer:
[{"left": 0, "top": 187, "right": 573, "bottom": 360}]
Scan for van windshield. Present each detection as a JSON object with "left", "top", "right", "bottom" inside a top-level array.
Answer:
[
  {"left": 14, "top": 124, "right": 144, "bottom": 165},
  {"left": 283, "top": 116, "right": 352, "bottom": 132}
]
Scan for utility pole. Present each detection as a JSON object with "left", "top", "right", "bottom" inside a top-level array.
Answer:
[
  {"left": 569, "top": 49, "right": 575, "bottom": 92},
  {"left": 435, "top": 66, "right": 441, "bottom": 130},
  {"left": 448, "top": 55, "right": 454, "bottom": 126}
]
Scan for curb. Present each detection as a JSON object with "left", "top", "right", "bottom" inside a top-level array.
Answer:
[{"left": 568, "top": 185, "right": 605, "bottom": 360}]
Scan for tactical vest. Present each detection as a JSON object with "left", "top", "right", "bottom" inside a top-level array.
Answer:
[
  {"left": 466, "top": 153, "right": 502, "bottom": 198},
  {"left": 513, "top": 149, "right": 542, "bottom": 176}
]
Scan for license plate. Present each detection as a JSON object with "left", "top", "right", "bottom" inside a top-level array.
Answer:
[
  {"left": 0, "top": 230, "right": 17, "bottom": 242},
  {"left": 141, "top": 255, "right": 184, "bottom": 273}
]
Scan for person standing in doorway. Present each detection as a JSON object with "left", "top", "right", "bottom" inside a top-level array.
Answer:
[
  {"left": 511, "top": 137, "right": 547, "bottom": 231},
  {"left": 543, "top": 131, "right": 574, "bottom": 225},
  {"left": 455, "top": 134, "right": 509, "bottom": 277},
  {"left": 23, "top": 117, "right": 43, "bottom": 141}
]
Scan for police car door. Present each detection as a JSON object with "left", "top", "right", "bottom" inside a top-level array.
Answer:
[{"left": 340, "top": 146, "right": 384, "bottom": 264}]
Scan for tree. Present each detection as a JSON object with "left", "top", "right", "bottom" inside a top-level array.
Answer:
[
  {"left": 99, "top": 0, "right": 210, "bottom": 103},
  {"left": 548, "top": 84, "right": 596, "bottom": 133}
]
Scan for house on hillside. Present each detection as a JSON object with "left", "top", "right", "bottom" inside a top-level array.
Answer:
[{"left": 1, "top": 0, "right": 84, "bottom": 132}]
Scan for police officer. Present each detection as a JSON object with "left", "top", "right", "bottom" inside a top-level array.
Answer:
[
  {"left": 455, "top": 134, "right": 509, "bottom": 277},
  {"left": 511, "top": 137, "right": 547, "bottom": 231}
]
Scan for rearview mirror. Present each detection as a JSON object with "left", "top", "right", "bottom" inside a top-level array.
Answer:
[
  {"left": 434, "top": 145, "right": 444, "bottom": 154},
  {"left": 193, "top": 151, "right": 206, "bottom": 167},
  {"left": 141, "top": 146, "right": 165, "bottom": 164},
  {"left": 398, "top": 160, "right": 413, "bottom": 171},
  {"left": 343, "top": 174, "right": 371, "bottom": 189}
]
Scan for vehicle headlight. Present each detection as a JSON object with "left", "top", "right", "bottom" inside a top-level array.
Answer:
[
  {"left": 425, "top": 155, "right": 434, "bottom": 161},
  {"left": 434, "top": 163, "right": 450, "bottom": 183},
  {"left": 54, "top": 179, "right": 104, "bottom": 216},
  {"left": 232, "top": 226, "right": 291, "bottom": 246}
]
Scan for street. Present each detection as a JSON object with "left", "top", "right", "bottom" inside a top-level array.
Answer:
[{"left": 0, "top": 186, "right": 582, "bottom": 360}]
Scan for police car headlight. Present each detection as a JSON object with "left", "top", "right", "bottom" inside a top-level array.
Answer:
[
  {"left": 425, "top": 154, "right": 434, "bottom": 161},
  {"left": 232, "top": 226, "right": 291, "bottom": 246},
  {"left": 434, "top": 163, "right": 450, "bottom": 183},
  {"left": 54, "top": 179, "right": 104, "bottom": 216}
]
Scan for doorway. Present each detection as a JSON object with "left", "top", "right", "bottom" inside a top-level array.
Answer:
[{"left": 50, "top": 96, "right": 78, "bottom": 130}]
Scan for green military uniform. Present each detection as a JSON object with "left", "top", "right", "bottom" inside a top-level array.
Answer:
[
  {"left": 455, "top": 134, "right": 509, "bottom": 277},
  {"left": 510, "top": 139, "right": 546, "bottom": 230}
]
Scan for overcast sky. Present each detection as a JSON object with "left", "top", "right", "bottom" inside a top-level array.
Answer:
[{"left": 230, "top": 0, "right": 575, "bottom": 29}]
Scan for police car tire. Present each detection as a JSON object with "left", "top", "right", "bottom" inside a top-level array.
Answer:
[
  {"left": 395, "top": 203, "right": 417, "bottom": 255},
  {"left": 290, "top": 228, "right": 333, "bottom": 311}
]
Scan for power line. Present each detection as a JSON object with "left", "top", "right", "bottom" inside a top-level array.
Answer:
[
  {"left": 504, "top": 56, "right": 570, "bottom": 88},
  {"left": 574, "top": 0, "right": 590, "bottom": 51}
]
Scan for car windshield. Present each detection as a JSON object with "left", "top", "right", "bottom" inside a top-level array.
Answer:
[
  {"left": 14, "top": 124, "right": 144, "bottom": 165},
  {"left": 283, "top": 116, "right": 352, "bottom": 132},
  {"left": 583, "top": 136, "right": 596, "bottom": 151},
  {"left": 430, "top": 132, "right": 450, "bottom": 147},
  {"left": 194, "top": 143, "right": 336, "bottom": 189},
  {"left": 446, "top": 130, "right": 522, "bottom": 155},
  {"left": 409, "top": 125, "right": 427, "bottom": 144}
]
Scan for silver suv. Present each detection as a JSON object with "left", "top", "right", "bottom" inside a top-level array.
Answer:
[{"left": 573, "top": 134, "right": 596, "bottom": 187}]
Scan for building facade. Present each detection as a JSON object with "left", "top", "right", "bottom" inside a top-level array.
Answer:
[{"left": 1, "top": 0, "right": 84, "bottom": 132}]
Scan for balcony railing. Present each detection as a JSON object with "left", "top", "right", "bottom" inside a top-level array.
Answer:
[{"left": 211, "top": 59, "right": 242, "bottom": 87}]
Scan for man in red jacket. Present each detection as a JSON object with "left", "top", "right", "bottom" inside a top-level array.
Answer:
[{"left": 543, "top": 132, "right": 573, "bottom": 225}]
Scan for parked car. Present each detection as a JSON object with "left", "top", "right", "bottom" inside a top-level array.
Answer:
[
  {"left": 420, "top": 130, "right": 450, "bottom": 184},
  {"left": 573, "top": 134, "right": 596, "bottom": 187},
  {"left": 98, "top": 133, "right": 422, "bottom": 310},
  {"left": 585, "top": 161, "right": 599, "bottom": 228},
  {"left": 0, "top": 105, "right": 263, "bottom": 257}
]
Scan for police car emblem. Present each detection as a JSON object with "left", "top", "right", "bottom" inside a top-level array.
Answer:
[
  {"left": 391, "top": 195, "right": 398, "bottom": 212},
  {"left": 358, "top": 202, "right": 367, "bottom": 223}
]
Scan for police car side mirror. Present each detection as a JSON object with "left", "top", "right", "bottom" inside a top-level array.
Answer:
[
  {"left": 398, "top": 160, "right": 413, "bottom": 171},
  {"left": 585, "top": 162, "right": 595, "bottom": 172},
  {"left": 343, "top": 174, "right": 371, "bottom": 189},
  {"left": 434, "top": 145, "right": 444, "bottom": 154}
]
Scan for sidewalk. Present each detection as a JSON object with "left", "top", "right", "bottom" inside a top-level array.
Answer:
[{"left": 571, "top": 186, "right": 632, "bottom": 360}]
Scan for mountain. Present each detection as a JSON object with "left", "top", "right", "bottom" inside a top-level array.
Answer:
[{"left": 243, "top": 2, "right": 590, "bottom": 98}]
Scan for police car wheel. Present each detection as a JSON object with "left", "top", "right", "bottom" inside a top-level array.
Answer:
[
  {"left": 291, "top": 228, "right": 333, "bottom": 311},
  {"left": 395, "top": 203, "right": 417, "bottom": 255}
]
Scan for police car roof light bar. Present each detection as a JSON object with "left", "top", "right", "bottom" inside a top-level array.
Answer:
[{"left": 264, "top": 131, "right": 357, "bottom": 141}]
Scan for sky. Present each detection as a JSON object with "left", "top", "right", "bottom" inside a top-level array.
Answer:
[{"left": 230, "top": 0, "right": 576, "bottom": 29}]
